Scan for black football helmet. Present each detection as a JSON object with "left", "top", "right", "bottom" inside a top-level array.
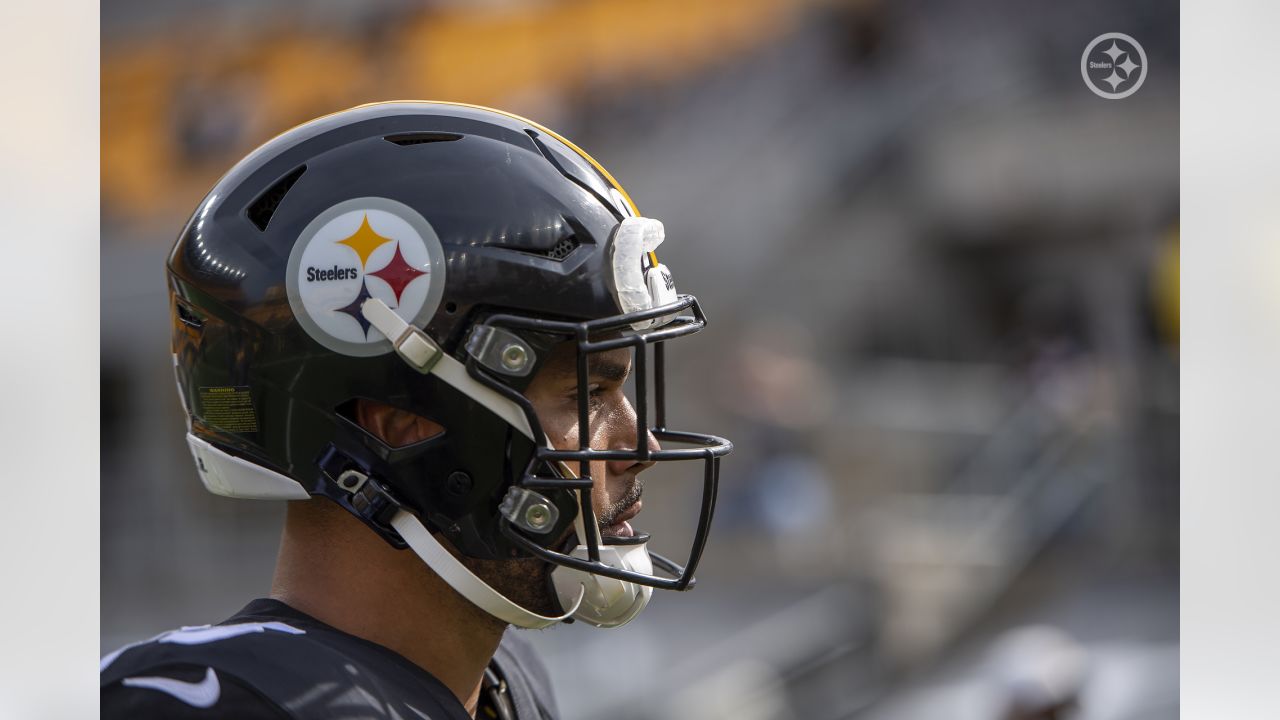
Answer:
[{"left": 167, "top": 101, "right": 732, "bottom": 628}]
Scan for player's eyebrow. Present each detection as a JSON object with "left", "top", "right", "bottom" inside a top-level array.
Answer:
[{"left": 588, "top": 356, "right": 630, "bottom": 383}]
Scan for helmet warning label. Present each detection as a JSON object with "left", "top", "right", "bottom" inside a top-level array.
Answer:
[{"left": 198, "top": 386, "right": 259, "bottom": 433}]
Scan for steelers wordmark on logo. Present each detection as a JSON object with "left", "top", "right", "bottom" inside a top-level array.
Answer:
[{"left": 286, "top": 197, "right": 446, "bottom": 357}]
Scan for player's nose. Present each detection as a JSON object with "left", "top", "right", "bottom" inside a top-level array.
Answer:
[{"left": 608, "top": 428, "right": 660, "bottom": 476}]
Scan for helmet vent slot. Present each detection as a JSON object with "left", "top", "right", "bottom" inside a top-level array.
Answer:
[
  {"left": 175, "top": 301, "right": 205, "bottom": 330},
  {"left": 246, "top": 164, "right": 307, "bottom": 231},
  {"left": 384, "top": 132, "right": 463, "bottom": 146},
  {"left": 542, "top": 235, "right": 580, "bottom": 261},
  {"left": 513, "top": 235, "right": 581, "bottom": 262},
  {"left": 337, "top": 398, "right": 446, "bottom": 449}
]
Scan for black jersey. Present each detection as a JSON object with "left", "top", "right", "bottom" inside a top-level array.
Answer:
[{"left": 100, "top": 599, "right": 560, "bottom": 719}]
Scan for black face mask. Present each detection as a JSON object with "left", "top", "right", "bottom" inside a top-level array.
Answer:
[{"left": 472, "top": 293, "right": 732, "bottom": 591}]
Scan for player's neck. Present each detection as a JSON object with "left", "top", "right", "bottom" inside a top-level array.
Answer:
[{"left": 269, "top": 500, "right": 505, "bottom": 717}]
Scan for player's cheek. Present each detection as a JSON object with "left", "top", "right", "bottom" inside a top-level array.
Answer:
[
  {"left": 583, "top": 459, "right": 612, "bottom": 518},
  {"left": 534, "top": 405, "right": 577, "bottom": 451}
]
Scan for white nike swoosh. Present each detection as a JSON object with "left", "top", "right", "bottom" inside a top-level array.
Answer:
[{"left": 122, "top": 667, "right": 221, "bottom": 708}]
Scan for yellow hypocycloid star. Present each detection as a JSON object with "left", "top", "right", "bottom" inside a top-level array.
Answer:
[{"left": 336, "top": 214, "right": 393, "bottom": 268}]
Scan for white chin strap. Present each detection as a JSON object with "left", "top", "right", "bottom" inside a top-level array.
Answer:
[
  {"left": 360, "top": 297, "right": 653, "bottom": 629},
  {"left": 389, "top": 509, "right": 583, "bottom": 629}
]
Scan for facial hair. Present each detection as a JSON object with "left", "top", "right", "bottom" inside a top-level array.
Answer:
[{"left": 466, "top": 478, "right": 645, "bottom": 622}]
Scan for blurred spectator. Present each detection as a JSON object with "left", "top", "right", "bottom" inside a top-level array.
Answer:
[{"left": 989, "top": 626, "right": 1089, "bottom": 720}]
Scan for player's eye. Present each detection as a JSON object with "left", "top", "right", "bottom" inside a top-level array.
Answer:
[
  {"left": 586, "top": 384, "right": 608, "bottom": 410},
  {"left": 564, "top": 383, "right": 604, "bottom": 402}
]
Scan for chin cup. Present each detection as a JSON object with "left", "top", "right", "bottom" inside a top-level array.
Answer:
[{"left": 551, "top": 542, "right": 654, "bottom": 628}]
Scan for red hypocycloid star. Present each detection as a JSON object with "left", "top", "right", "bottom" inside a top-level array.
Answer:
[{"left": 367, "top": 242, "right": 428, "bottom": 304}]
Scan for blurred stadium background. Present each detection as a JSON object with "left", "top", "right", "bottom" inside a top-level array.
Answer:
[{"left": 102, "top": 1, "right": 1179, "bottom": 718}]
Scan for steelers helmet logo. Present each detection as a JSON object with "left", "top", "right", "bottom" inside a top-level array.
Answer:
[{"left": 286, "top": 197, "right": 446, "bottom": 357}]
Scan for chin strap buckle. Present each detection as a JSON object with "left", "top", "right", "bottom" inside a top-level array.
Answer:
[
  {"left": 347, "top": 474, "right": 405, "bottom": 529},
  {"left": 315, "top": 444, "right": 409, "bottom": 545},
  {"left": 361, "top": 297, "right": 443, "bottom": 373}
]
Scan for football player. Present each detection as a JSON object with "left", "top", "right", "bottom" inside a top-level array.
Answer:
[{"left": 101, "top": 102, "right": 732, "bottom": 719}]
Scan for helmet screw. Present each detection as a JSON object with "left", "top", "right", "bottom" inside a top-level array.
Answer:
[
  {"left": 500, "top": 343, "right": 528, "bottom": 372},
  {"left": 446, "top": 471, "right": 472, "bottom": 496},
  {"left": 524, "top": 503, "right": 552, "bottom": 530}
]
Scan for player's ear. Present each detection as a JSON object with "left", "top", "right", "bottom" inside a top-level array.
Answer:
[{"left": 354, "top": 398, "right": 444, "bottom": 448}]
